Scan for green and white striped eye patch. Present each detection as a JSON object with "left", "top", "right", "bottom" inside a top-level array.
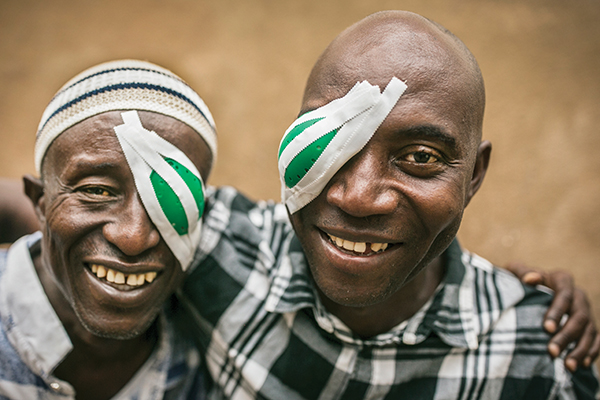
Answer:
[
  {"left": 114, "top": 111, "right": 205, "bottom": 271},
  {"left": 278, "top": 77, "right": 407, "bottom": 214}
]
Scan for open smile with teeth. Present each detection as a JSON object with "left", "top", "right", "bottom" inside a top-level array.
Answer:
[
  {"left": 89, "top": 264, "right": 157, "bottom": 287},
  {"left": 326, "top": 233, "right": 389, "bottom": 255}
]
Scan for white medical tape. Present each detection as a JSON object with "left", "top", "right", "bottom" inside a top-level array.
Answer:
[
  {"left": 278, "top": 77, "right": 407, "bottom": 214},
  {"left": 278, "top": 81, "right": 381, "bottom": 169},
  {"left": 113, "top": 111, "right": 204, "bottom": 270}
]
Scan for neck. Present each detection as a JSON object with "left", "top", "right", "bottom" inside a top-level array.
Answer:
[
  {"left": 318, "top": 255, "right": 445, "bottom": 339},
  {"left": 32, "top": 252, "right": 157, "bottom": 400}
]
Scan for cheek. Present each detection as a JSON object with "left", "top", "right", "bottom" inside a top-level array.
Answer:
[
  {"left": 411, "top": 176, "right": 467, "bottom": 235},
  {"left": 44, "top": 195, "right": 102, "bottom": 241},
  {"left": 289, "top": 209, "right": 310, "bottom": 243},
  {"left": 408, "top": 177, "right": 466, "bottom": 266},
  {"left": 42, "top": 199, "right": 75, "bottom": 259},
  {"left": 167, "top": 268, "right": 186, "bottom": 298},
  {"left": 41, "top": 196, "right": 100, "bottom": 280},
  {"left": 39, "top": 224, "right": 76, "bottom": 304}
]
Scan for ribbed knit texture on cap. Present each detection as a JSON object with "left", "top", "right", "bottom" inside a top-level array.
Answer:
[{"left": 35, "top": 59, "right": 217, "bottom": 174}]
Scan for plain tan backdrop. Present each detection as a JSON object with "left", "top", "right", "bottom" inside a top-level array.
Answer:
[{"left": 1, "top": 0, "right": 599, "bottom": 360}]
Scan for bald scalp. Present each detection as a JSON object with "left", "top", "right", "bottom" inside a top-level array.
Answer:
[{"left": 302, "top": 10, "right": 485, "bottom": 141}]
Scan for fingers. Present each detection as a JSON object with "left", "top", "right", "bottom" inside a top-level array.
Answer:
[
  {"left": 504, "top": 263, "right": 599, "bottom": 370},
  {"left": 547, "top": 310, "right": 587, "bottom": 359},
  {"left": 547, "top": 288, "right": 597, "bottom": 372},
  {"left": 504, "top": 261, "right": 544, "bottom": 285},
  {"left": 543, "top": 271, "right": 574, "bottom": 333},
  {"left": 522, "top": 271, "right": 544, "bottom": 286},
  {"left": 584, "top": 332, "right": 600, "bottom": 368},
  {"left": 567, "top": 322, "right": 599, "bottom": 372},
  {"left": 563, "top": 321, "right": 595, "bottom": 371}
]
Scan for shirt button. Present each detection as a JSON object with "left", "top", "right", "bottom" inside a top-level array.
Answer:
[{"left": 50, "top": 382, "right": 61, "bottom": 391}]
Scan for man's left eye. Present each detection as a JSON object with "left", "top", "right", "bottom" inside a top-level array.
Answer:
[{"left": 407, "top": 151, "right": 438, "bottom": 164}]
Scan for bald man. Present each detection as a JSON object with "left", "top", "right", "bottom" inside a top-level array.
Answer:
[{"left": 180, "top": 11, "right": 599, "bottom": 399}]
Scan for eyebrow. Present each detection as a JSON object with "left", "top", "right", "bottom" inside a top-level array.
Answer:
[
  {"left": 395, "top": 125, "right": 457, "bottom": 148},
  {"left": 61, "top": 159, "right": 123, "bottom": 181}
]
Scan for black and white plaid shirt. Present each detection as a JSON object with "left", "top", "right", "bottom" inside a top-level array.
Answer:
[{"left": 181, "top": 186, "right": 599, "bottom": 400}]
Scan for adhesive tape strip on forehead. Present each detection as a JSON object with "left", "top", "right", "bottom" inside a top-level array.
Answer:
[
  {"left": 113, "top": 111, "right": 204, "bottom": 271},
  {"left": 278, "top": 77, "right": 407, "bottom": 214}
]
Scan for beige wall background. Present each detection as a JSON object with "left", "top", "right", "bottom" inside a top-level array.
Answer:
[{"left": 1, "top": 0, "right": 599, "bottom": 343}]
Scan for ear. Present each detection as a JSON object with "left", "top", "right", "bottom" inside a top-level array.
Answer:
[
  {"left": 465, "top": 140, "right": 492, "bottom": 206},
  {"left": 23, "top": 174, "right": 46, "bottom": 224}
]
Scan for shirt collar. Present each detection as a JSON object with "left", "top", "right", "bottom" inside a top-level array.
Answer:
[
  {"left": 0, "top": 232, "right": 72, "bottom": 378},
  {"left": 265, "top": 237, "right": 526, "bottom": 350},
  {"left": 113, "top": 309, "right": 197, "bottom": 400}
]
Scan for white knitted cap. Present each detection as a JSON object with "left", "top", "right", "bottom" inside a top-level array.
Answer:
[{"left": 35, "top": 59, "right": 217, "bottom": 174}]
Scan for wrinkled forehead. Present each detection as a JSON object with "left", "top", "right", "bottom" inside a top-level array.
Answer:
[{"left": 43, "top": 111, "right": 212, "bottom": 181}]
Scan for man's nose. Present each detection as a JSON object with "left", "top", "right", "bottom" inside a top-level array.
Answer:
[
  {"left": 325, "top": 150, "right": 400, "bottom": 218},
  {"left": 102, "top": 193, "right": 161, "bottom": 256}
]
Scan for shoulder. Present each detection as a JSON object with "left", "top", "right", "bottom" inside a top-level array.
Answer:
[
  {"left": 0, "top": 326, "right": 40, "bottom": 385},
  {"left": 461, "top": 249, "right": 599, "bottom": 398},
  {"left": 459, "top": 247, "right": 553, "bottom": 325},
  {"left": 464, "top": 249, "right": 554, "bottom": 344},
  {"left": 0, "top": 298, "right": 49, "bottom": 397},
  {"left": 504, "top": 277, "right": 599, "bottom": 399},
  {"left": 194, "top": 186, "right": 292, "bottom": 272},
  {"left": 184, "top": 187, "right": 293, "bottom": 324}
]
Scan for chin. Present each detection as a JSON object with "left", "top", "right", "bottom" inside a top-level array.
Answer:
[
  {"left": 75, "top": 307, "right": 158, "bottom": 341},
  {"left": 316, "top": 274, "right": 400, "bottom": 308},
  {"left": 329, "top": 294, "right": 383, "bottom": 308},
  {"left": 88, "top": 326, "right": 146, "bottom": 340},
  {"left": 82, "top": 319, "right": 155, "bottom": 340}
]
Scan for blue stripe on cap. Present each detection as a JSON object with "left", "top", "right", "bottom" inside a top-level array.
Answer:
[
  {"left": 38, "top": 82, "right": 213, "bottom": 136},
  {"left": 50, "top": 67, "right": 187, "bottom": 101}
]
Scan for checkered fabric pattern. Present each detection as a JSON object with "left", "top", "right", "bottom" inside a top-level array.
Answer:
[{"left": 182, "top": 186, "right": 599, "bottom": 400}]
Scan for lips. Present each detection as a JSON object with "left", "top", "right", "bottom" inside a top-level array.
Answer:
[{"left": 326, "top": 233, "right": 390, "bottom": 255}]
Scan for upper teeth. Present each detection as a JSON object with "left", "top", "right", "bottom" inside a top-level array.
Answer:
[
  {"left": 327, "top": 234, "right": 388, "bottom": 254},
  {"left": 90, "top": 264, "right": 157, "bottom": 286}
]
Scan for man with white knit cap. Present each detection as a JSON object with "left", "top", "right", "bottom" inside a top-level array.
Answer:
[{"left": 0, "top": 59, "right": 216, "bottom": 399}]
